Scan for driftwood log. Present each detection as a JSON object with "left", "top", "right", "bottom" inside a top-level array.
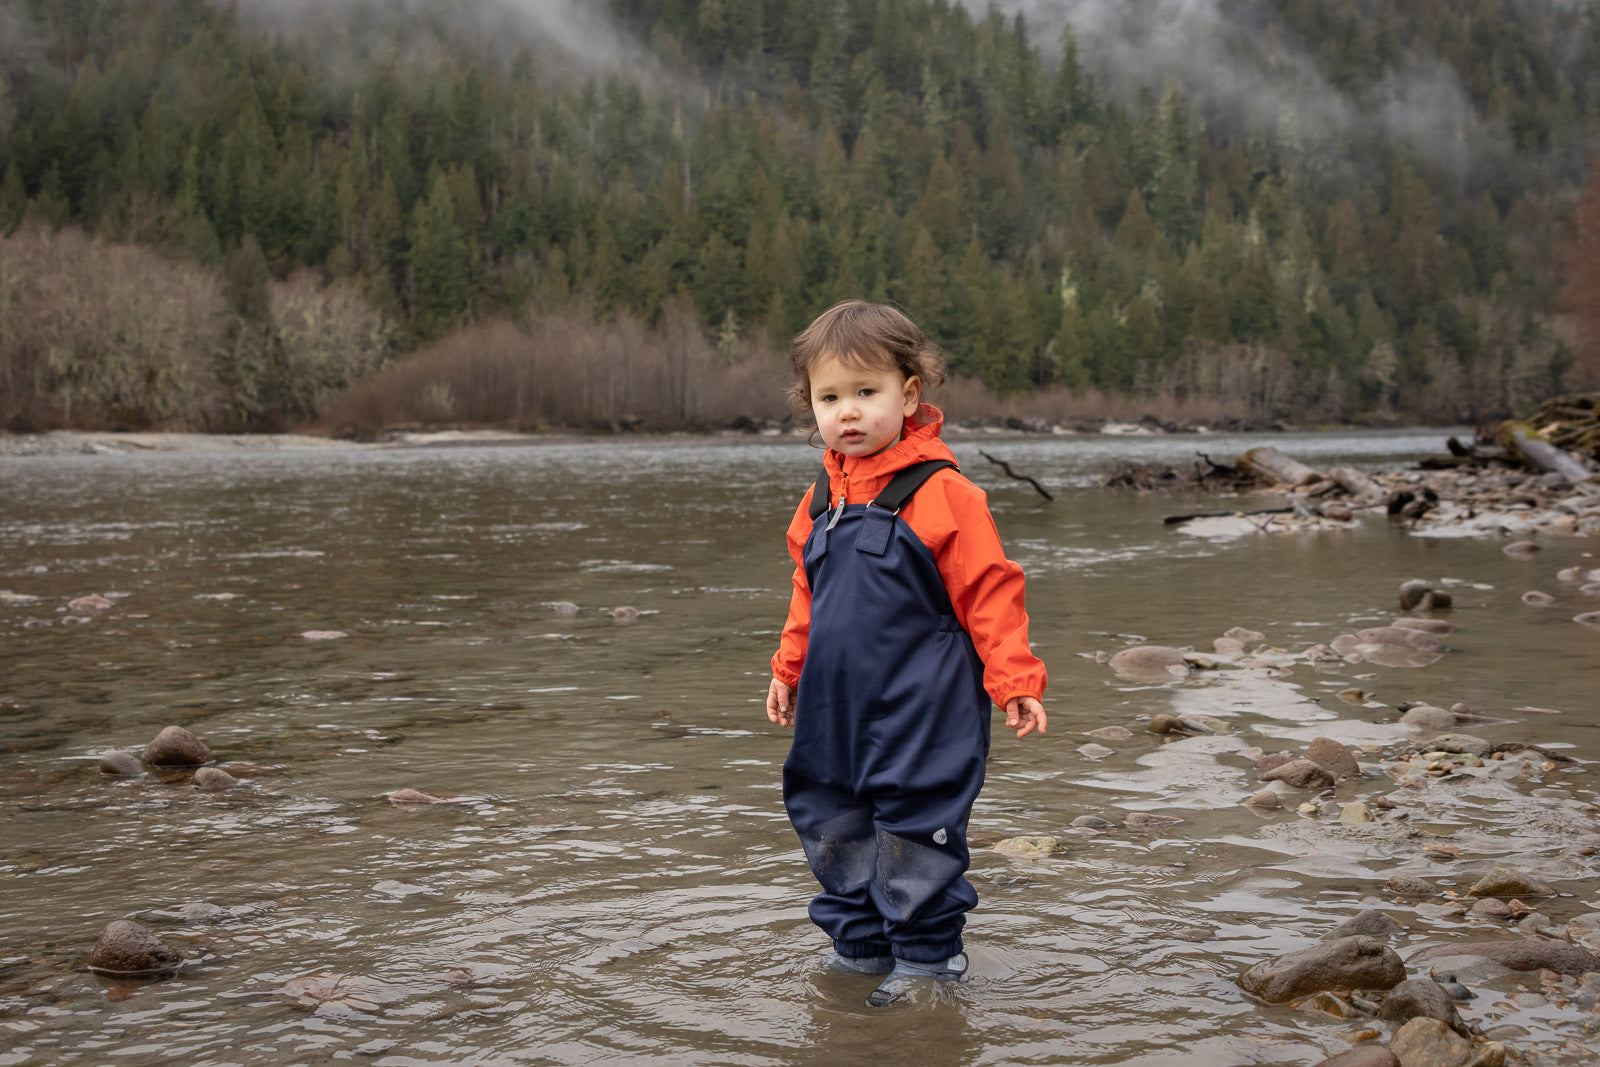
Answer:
[
  {"left": 1501, "top": 422, "right": 1594, "bottom": 485},
  {"left": 1328, "top": 465, "right": 1385, "bottom": 500},
  {"left": 1238, "top": 447, "right": 1319, "bottom": 487}
]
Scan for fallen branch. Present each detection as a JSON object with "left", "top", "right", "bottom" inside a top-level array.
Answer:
[{"left": 980, "top": 450, "right": 1053, "bottom": 500}]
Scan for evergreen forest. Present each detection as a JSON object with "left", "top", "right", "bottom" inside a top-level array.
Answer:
[{"left": 2, "top": 0, "right": 1600, "bottom": 433}]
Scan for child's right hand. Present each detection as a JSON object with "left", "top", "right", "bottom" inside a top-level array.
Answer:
[{"left": 766, "top": 678, "right": 795, "bottom": 727}]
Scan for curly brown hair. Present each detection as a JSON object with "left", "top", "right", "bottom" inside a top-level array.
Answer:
[{"left": 785, "top": 300, "right": 948, "bottom": 418}]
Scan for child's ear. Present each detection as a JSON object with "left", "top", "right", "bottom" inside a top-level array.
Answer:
[{"left": 901, "top": 374, "right": 921, "bottom": 416}]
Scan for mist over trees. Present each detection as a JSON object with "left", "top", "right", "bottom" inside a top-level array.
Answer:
[{"left": 1, "top": 0, "right": 1598, "bottom": 431}]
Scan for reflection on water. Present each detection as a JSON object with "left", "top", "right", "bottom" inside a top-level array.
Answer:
[{"left": 2, "top": 429, "right": 1599, "bottom": 1065}]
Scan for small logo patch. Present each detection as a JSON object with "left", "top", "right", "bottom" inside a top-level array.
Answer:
[{"left": 932, "top": 828, "right": 948, "bottom": 845}]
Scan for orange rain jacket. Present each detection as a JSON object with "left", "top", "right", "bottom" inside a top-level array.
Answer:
[{"left": 772, "top": 403, "right": 1047, "bottom": 708}]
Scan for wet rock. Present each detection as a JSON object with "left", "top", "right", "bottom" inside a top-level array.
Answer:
[
  {"left": 1239, "top": 935, "right": 1406, "bottom": 1003},
  {"left": 1379, "top": 979, "right": 1471, "bottom": 1037},
  {"left": 1177, "top": 713, "right": 1229, "bottom": 734},
  {"left": 1331, "top": 626, "right": 1446, "bottom": 668},
  {"left": 1256, "top": 751, "right": 1296, "bottom": 775},
  {"left": 85, "top": 920, "right": 184, "bottom": 976},
  {"left": 1337, "top": 687, "right": 1368, "bottom": 704},
  {"left": 1399, "top": 579, "right": 1435, "bottom": 611},
  {"left": 1521, "top": 590, "right": 1556, "bottom": 607},
  {"left": 192, "top": 767, "right": 238, "bottom": 792},
  {"left": 1415, "top": 734, "right": 1493, "bottom": 758},
  {"left": 1213, "top": 636, "right": 1245, "bottom": 656},
  {"left": 67, "top": 593, "right": 114, "bottom": 612},
  {"left": 1224, "top": 626, "right": 1265, "bottom": 646},
  {"left": 144, "top": 725, "right": 212, "bottom": 767},
  {"left": 1108, "top": 646, "right": 1190, "bottom": 681},
  {"left": 1386, "top": 874, "right": 1437, "bottom": 898},
  {"left": 1146, "top": 713, "right": 1190, "bottom": 735},
  {"left": 1391, "top": 617, "right": 1454, "bottom": 635},
  {"left": 1469, "top": 898, "right": 1511, "bottom": 919},
  {"left": 1309, "top": 1049, "right": 1398, "bottom": 1067},
  {"left": 1070, "top": 815, "right": 1114, "bottom": 829},
  {"left": 549, "top": 600, "right": 580, "bottom": 615},
  {"left": 1085, "top": 725, "right": 1133, "bottom": 741},
  {"left": 98, "top": 751, "right": 145, "bottom": 776},
  {"left": 386, "top": 788, "right": 451, "bottom": 805},
  {"left": 1467, "top": 867, "right": 1552, "bottom": 898},
  {"left": 1308, "top": 737, "right": 1361, "bottom": 779},
  {"left": 1322, "top": 503, "right": 1353, "bottom": 521},
  {"left": 1261, "top": 759, "right": 1336, "bottom": 790},
  {"left": 1574, "top": 611, "right": 1600, "bottom": 631},
  {"left": 611, "top": 606, "right": 641, "bottom": 625},
  {"left": 299, "top": 630, "right": 347, "bottom": 640},
  {"left": 1400, "top": 705, "right": 1456, "bottom": 730},
  {"left": 1339, "top": 802, "right": 1376, "bottom": 825},
  {"left": 992, "top": 835, "right": 1058, "bottom": 859},
  {"left": 1076, "top": 743, "right": 1114, "bottom": 759},
  {"left": 1388, "top": 1017, "right": 1477, "bottom": 1067},
  {"left": 1502, "top": 540, "right": 1541, "bottom": 558},
  {"left": 1124, "top": 812, "right": 1184, "bottom": 831},
  {"left": 1410, "top": 939, "right": 1600, "bottom": 977},
  {"left": 1325, "top": 911, "right": 1403, "bottom": 942},
  {"left": 1243, "top": 789, "right": 1282, "bottom": 809}
]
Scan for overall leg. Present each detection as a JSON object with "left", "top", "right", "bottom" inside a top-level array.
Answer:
[
  {"left": 783, "top": 770, "right": 891, "bottom": 959},
  {"left": 870, "top": 783, "right": 981, "bottom": 963}
]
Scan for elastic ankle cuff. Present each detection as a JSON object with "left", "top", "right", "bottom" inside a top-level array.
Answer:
[
  {"left": 893, "top": 940, "right": 962, "bottom": 964},
  {"left": 834, "top": 938, "right": 891, "bottom": 960}
]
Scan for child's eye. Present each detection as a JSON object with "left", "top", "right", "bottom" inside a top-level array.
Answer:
[
  {"left": 817, "top": 393, "right": 836, "bottom": 403},
  {"left": 859, "top": 388, "right": 875, "bottom": 397}
]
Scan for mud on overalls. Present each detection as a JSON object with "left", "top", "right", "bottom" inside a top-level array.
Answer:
[{"left": 783, "top": 460, "right": 992, "bottom": 964}]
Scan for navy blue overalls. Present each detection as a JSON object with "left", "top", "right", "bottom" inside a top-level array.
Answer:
[{"left": 783, "top": 461, "right": 992, "bottom": 964}]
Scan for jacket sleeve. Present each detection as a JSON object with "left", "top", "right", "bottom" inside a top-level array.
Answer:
[
  {"left": 770, "top": 489, "right": 816, "bottom": 688},
  {"left": 914, "top": 474, "right": 1047, "bottom": 707}
]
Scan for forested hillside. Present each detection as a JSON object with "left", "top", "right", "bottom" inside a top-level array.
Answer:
[{"left": 2, "top": 0, "right": 1598, "bottom": 431}]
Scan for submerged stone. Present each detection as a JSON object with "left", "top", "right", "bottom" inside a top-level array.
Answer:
[
  {"left": 144, "top": 725, "right": 212, "bottom": 767},
  {"left": 1108, "top": 646, "right": 1190, "bottom": 681},
  {"left": 1239, "top": 935, "right": 1406, "bottom": 1003},
  {"left": 992, "top": 835, "right": 1058, "bottom": 859},
  {"left": 85, "top": 920, "right": 184, "bottom": 976}
]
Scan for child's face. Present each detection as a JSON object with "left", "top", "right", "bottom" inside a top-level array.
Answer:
[{"left": 808, "top": 353, "right": 920, "bottom": 459}]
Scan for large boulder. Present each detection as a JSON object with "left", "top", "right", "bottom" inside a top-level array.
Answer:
[
  {"left": 85, "top": 920, "right": 184, "bottom": 976},
  {"left": 1310, "top": 1050, "right": 1399, "bottom": 1067},
  {"left": 1410, "top": 939, "right": 1600, "bottom": 977},
  {"left": 144, "top": 726, "right": 212, "bottom": 767},
  {"left": 1239, "top": 935, "right": 1406, "bottom": 1003},
  {"left": 1387, "top": 1017, "right": 1493, "bottom": 1067},
  {"left": 1379, "top": 979, "right": 1471, "bottom": 1037}
]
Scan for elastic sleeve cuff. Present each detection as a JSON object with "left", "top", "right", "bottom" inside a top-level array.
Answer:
[{"left": 772, "top": 663, "right": 801, "bottom": 688}]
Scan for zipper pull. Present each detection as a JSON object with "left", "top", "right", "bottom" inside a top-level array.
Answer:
[{"left": 825, "top": 493, "right": 845, "bottom": 530}]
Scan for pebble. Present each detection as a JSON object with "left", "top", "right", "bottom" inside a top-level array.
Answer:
[
  {"left": 85, "top": 920, "right": 184, "bottom": 976},
  {"left": 1470, "top": 897, "right": 1512, "bottom": 918},
  {"left": 1399, "top": 704, "right": 1456, "bottom": 730},
  {"left": 192, "top": 767, "right": 238, "bottom": 792},
  {"left": 1503, "top": 540, "right": 1541, "bottom": 558},
  {"left": 1070, "top": 815, "right": 1114, "bottom": 829},
  {"left": 1243, "top": 789, "right": 1281, "bottom": 809},
  {"left": 1108, "top": 645, "right": 1190, "bottom": 681},
  {"left": 1307, "top": 737, "right": 1361, "bottom": 779},
  {"left": 611, "top": 606, "right": 641, "bottom": 625},
  {"left": 1146, "top": 714, "right": 1190, "bottom": 736},
  {"left": 1085, "top": 725, "right": 1133, "bottom": 741},
  {"left": 300, "top": 630, "right": 347, "bottom": 640},
  {"left": 1124, "top": 812, "right": 1184, "bottom": 831},
  {"left": 98, "top": 751, "right": 145, "bottom": 776},
  {"left": 1468, "top": 866, "right": 1553, "bottom": 898},
  {"left": 1261, "top": 759, "right": 1336, "bottom": 790},
  {"left": 1339, "top": 802, "right": 1375, "bottom": 825},
  {"left": 1522, "top": 590, "right": 1556, "bottom": 606},
  {"left": 1574, "top": 611, "right": 1600, "bottom": 630},
  {"left": 992, "top": 835, "right": 1058, "bottom": 859},
  {"left": 1076, "top": 743, "right": 1114, "bottom": 759}
]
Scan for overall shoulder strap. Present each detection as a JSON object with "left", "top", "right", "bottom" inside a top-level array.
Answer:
[
  {"left": 873, "top": 459, "right": 959, "bottom": 512},
  {"left": 807, "top": 465, "right": 831, "bottom": 520}
]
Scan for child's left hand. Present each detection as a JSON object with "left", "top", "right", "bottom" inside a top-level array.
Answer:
[{"left": 1004, "top": 696, "right": 1046, "bottom": 738}]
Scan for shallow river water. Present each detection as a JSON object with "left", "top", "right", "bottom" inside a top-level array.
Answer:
[{"left": 2, "top": 430, "right": 1599, "bottom": 1066}]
